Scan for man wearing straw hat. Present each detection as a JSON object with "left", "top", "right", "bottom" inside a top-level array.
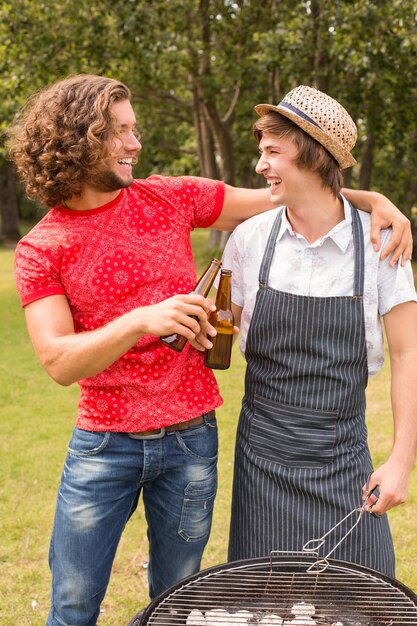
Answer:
[{"left": 223, "top": 85, "right": 417, "bottom": 575}]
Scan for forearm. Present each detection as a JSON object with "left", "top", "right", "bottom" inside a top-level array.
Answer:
[
  {"left": 35, "top": 308, "right": 147, "bottom": 386},
  {"left": 389, "top": 354, "right": 417, "bottom": 469},
  {"left": 212, "top": 186, "right": 275, "bottom": 231},
  {"left": 367, "top": 353, "right": 417, "bottom": 514},
  {"left": 341, "top": 188, "right": 375, "bottom": 212},
  {"left": 365, "top": 301, "right": 417, "bottom": 514}
]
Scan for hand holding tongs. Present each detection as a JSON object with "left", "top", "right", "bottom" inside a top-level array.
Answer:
[{"left": 302, "top": 479, "right": 381, "bottom": 573}]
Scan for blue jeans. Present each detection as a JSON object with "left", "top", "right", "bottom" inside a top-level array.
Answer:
[{"left": 46, "top": 413, "right": 218, "bottom": 626}]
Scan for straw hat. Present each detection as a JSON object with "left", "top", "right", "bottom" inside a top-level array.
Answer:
[{"left": 255, "top": 85, "right": 357, "bottom": 169}]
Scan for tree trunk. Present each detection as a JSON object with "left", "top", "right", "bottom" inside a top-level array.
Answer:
[
  {"left": 203, "top": 101, "right": 236, "bottom": 251},
  {"left": 191, "top": 89, "right": 225, "bottom": 250},
  {"left": 310, "top": 0, "right": 331, "bottom": 92},
  {"left": 192, "top": 84, "right": 219, "bottom": 180},
  {"left": 203, "top": 104, "right": 235, "bottom": 185},
  {"left": 342, "top": 168, "right": 353, "bottom": 189},
  {"left": 194, "top": 0, "right": 225, "bottom": 250},
  {"left": 0, "top": 160, "right": 21, "bottom": 243},
  {"left": 359, "top": 131, "right": 375, "bottom": 190}
]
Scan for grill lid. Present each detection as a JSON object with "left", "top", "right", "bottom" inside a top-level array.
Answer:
[{"left": 137, "top": 555, "right": 417, "bottom": 626}]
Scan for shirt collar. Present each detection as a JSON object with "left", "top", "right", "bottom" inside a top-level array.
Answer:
[{"left": 277, "top": 195, "right": 353, "bottom": 252}]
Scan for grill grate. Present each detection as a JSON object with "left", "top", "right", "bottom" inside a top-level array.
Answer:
[{"left": 139, "top": 558, "right": 417, "bottom": 626}]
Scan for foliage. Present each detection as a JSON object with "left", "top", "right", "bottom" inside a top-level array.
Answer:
[{"left": 1, "top": 1, "right": 417, "bottom": 236}]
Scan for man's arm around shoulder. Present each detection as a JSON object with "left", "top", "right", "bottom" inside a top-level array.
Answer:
[{"left": 212, "top": 185, "right": 412, "bottom": 266}]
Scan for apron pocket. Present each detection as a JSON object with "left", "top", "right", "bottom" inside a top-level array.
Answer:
[{"left": 249, "top": 395, "right": 337, "bottom": 469}]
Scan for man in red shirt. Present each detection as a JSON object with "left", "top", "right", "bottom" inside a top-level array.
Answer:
[{"left": 8, "top": 74, "right": 411, "bottom": 626}]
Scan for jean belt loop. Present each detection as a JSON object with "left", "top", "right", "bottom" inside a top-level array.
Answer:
[{"left": 204, "top": 410, "right": 216, "bottom": 428}]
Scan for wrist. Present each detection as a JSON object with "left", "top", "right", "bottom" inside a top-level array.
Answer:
[
  {"left": 364, "top": 190, "right": 380, "bottom": 213},
  {"left": 370, "top": 190, "right": 383, "bottom": 208},
  {"left": 123, "top": 307, "right": 148, "bottom": 339},
  {"left": 389, "top": 448, "right": 416, "bottom": 472}
]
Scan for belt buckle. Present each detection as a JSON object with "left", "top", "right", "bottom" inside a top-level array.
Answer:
[{"left": 128, "top": 427, "right": 166, "bottom": 440}]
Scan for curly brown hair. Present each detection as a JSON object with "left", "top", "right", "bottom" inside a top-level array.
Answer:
[{"left": 7, "top": 74, "right": 131, "bottom": 207}]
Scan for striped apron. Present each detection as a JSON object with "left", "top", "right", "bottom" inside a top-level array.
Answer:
[{"left": 228, "top": 207, "right": 395, "bottom": 576}]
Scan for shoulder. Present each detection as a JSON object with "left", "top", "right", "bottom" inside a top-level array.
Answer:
[
  {"left": 350, "top": 204, "right": 392, "bottom": 253},
  {"left": 131, "top": 175, "right": 223, "bottom": 228},
  {"left": 15, "top": 209, "right": 61, "bottom": 250},
  {"left": 351, "top": 203, "right": 391, "bottom": 241},
  {"left": 133, "top": 175, "right": 222, "bottom": 194},
  {"left": 224, "top": 207, "right": 283, "bottom": 266},
  {"left": 129, "top": 175, "right": 179, "bottom": 198},
  {"left": 131, "top": 175, "right": 222, "bottom": 210},
  {"left": 354, "top": 206, "right": 373, "bottom": 234},
  {"left": 232, "top": 206, "right": 283, "bottom": 240}
]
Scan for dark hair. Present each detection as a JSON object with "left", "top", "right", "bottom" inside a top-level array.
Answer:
[
  {"left": 7, "top": 74, "right": 131, "bottom": 207},
  {"left": 253, "top": 112, "right": 343, "bottom": 196}
]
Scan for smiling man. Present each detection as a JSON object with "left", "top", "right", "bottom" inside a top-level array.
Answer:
[
  {"left": 223, "top": 85, "right": 417, "bottom": 576},
  {"left": 7, "top": 75, "right": 414, "bottom": 626}
]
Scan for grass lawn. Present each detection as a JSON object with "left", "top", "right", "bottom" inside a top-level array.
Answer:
[{"left": 1, "top": 232, "right": 417, "bottom": 625}]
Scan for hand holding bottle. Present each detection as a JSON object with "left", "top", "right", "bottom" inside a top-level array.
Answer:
[
  {"left": 160, "top": 258, "right": 222, "bottom": 351},
  {"left": 139, "top": 293, "right": 214, "bottom": 346},
  {"left": 191, "top": 315, "right": 239, "bottom": 353}
]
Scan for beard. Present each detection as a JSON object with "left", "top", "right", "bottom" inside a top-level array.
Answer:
[{"left": 91, "top": 169, "right": 134, "bottom": 193}]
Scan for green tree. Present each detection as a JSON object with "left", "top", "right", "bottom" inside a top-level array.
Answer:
[
  {"left": 0, "top": 0, "right": 120, "bottom": 240},
  {"left": 1, "top": 0, "right": 417, "bottom": 250}
]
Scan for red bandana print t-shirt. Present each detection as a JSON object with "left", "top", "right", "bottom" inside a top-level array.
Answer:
[{"left": 14, "top": 175, "right": 225, "bottom": 431}]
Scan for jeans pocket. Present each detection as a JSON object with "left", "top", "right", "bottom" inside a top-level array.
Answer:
[
  {"left": 174, "top": 422, "right": 218, "bottom": 461},
  {"left": 178, "top": 471, "right": 217, "bottom": 542},
  {"left": 250, "top": 396, "right": 337, "bottom": 469},
  {"left": 67, "top": 428, "right": 111, "bottom": 457}
]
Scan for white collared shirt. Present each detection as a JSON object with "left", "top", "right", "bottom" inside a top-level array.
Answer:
[{"left": 222, "top": 196, "right": 417, "bottom": 377}]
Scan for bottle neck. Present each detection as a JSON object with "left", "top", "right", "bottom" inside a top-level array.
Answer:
[
  {"left": 194, "top": 259, "right": 222, "bottom": 297},
  {"left": 216, "top": 274, "right": 232, "bottom": 309}
]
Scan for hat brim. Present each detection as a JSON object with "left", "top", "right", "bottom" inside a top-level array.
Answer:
[{"left": 255, "top": 103, "right": 357, "bottom": 169}]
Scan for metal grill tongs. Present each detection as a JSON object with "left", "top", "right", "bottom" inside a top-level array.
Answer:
[{"left": 302, "top": 480, "right": 381, "bottom": 573}]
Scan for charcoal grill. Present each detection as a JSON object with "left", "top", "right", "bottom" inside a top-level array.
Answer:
[{"left": 128, "top": 553, "right": 417, "bottom": 625}]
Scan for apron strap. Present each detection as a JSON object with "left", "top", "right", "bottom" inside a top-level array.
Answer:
[
  {"left": 350, "top": 204, "right": 365, "bottom": 298},
  {"left": 258, "top": 203, "right": 365, "bottom": 298},
  {"left": 258, "top": 209, "right": 283, "bottom": 287}
]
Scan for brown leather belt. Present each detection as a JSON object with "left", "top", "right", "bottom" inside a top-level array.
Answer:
[{"left": 127, "top": 410, "right": 216, "bottom": 440}]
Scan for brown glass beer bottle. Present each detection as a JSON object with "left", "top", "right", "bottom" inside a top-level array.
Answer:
[
  {"left": 160, "top": 258, "right": 222, "bottom": 352},
  {"left": 204, "top": 269, "right": 234, "bottom": 370}
]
